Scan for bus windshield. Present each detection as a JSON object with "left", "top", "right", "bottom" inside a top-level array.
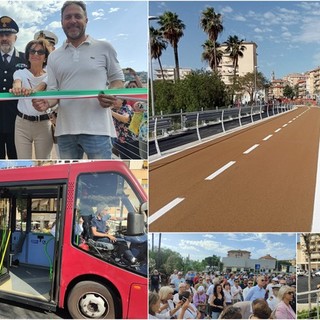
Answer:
[{"left": 73, "top": 171, "right": 147, "bottom": 276}]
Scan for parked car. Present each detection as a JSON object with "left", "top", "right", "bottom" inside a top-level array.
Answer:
[
  {"left": 297, "top": 269, "right": 305, "bottom": 276},
  {"left": 314, "top": 270, "right": 320, "bottom": 276}
]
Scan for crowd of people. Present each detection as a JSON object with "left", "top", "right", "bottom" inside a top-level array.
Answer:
[
  {"left": 0, "top": 1, "right": 147, "bottom": 160},
  {"left": 149, "top": 270, "right": 296, "bottom": 319}
]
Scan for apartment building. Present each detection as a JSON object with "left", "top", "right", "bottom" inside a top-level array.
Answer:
[
  {"left": 297, "top": 234, "right": 320, "bottom": 271},
  {"left": 218, "top": 42, "right": 258, "bottom": 86},
  {"left": 154, "top": 67, "right": 192, "bottom": 81}
]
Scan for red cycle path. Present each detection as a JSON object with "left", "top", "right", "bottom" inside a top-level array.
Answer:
[{"left": 149, "top": 107, "right": 320, "bottom": 232}]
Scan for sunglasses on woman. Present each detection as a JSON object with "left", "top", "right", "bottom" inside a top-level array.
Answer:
[{"left": 30, "top": 49, "right": 46, "bottom": 56}]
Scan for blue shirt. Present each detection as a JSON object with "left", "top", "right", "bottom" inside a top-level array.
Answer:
[
  {"left": 91, "top": 217, "right": 109, "bottom": 233},
  {"left": 244, "top": 285, "right": 266, "bottom": 301}
]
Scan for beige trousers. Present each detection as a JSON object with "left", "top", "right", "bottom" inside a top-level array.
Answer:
[{"left": 15, "top": 116, "right": 53, "bottom": 159}]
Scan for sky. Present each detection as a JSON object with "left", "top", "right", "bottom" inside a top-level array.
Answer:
[
  {"left": 0, "top": 0, "right": 148, "bottom": 72},
  {"left": 149, "top": 1, "right": 320, "bottom": 80},
  {"left": 149, "top": 233, "right": 297, "bottom": 261}
]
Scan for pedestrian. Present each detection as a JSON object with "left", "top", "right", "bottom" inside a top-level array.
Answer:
[
  {"left": 150, "top": 270, "right": 161, "bottom": 293},
  {"left": 32, "top": 1, "right": 124, "bottom": 159},
  {"left": 10, "top": 38, "right": 53, "bottom": 159},
  {"left": 0, "top": 16, "right": 26, "bottom": 159},
  {"left": 244, "top": 275, "right": 266, "bottom": 302}
]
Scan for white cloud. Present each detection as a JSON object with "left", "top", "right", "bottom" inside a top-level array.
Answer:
[
  {"left": 203, "top": 234, "right": 214, "bottom": 238},
  {"left": 92, "top": 8, "right": 104, "bottom": 18},
  {"left": 293, "top": 19, "right": 320, "bottom": 43},
  {"left": 282, "top": 32, "right": 292, "bottom": 38},
  {"left": 46, "top": 21, "right": 61, "bottom": 30},
  {"left": 234, "top": 15, "right": 246, "bottom": 22},
  {"left": 108, "top": 7, "right": 120, "bottom": 14},
  {"left": 221, "top": 6, "right": 233, "bottom": 14}
]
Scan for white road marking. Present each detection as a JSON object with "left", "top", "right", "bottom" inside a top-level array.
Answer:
[
  {"left": 288, "top": 121, "right": 292, "bottom": 123},
  {"left": 263, "top": 134, "right": 273, "bottom": 141},
  {"left": 275, "top": 128, "right": 281, "bottom": 133},
  {"left": 243, "top": 144, "right": 260, "bottom": 155},
  {"left": 312, "top": 139, "right": 320, "bottom": 232},
  {"left": 282, "top": 124, "right": 288, "bottom": 127},
  {"left": 205, "top": 161, "right": 236, "bottom": 180},
  {"left": 149, "top": 198, "right": 185, "bottom": 224}
]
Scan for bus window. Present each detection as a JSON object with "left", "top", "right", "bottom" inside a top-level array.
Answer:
[{"left": 73, "top": 171, "right": 147, "bottom": 275}]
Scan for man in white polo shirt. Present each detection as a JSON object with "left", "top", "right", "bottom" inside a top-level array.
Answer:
[{"left": 33, "top": 1, "right": 124, "bottom": 159}]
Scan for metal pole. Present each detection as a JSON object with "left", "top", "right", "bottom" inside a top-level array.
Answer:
[{"left": 254, "top": 65, "right": 257, "bottom": 104}]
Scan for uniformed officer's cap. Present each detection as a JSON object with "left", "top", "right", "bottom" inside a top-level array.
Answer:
[
  {"left": 0, "top": 16, "right": 19, "bottom": 34},
  {"left": 34, "top": 30, "right": 58, "bottom": 46}
]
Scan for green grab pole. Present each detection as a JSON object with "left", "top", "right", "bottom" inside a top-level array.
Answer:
[
  {"left": 44, "top": 237, "right": 54, "bottom": 280},
  {"left": 0, "top": 229, "right": 11, "bottom": 272},
  {"left": 0, "top": 228, "right": 7, "bottom": 253}
]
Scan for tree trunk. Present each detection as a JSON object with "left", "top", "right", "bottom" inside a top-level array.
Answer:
[
  {"left": 173, "top": 44, "right": 180, "bottom": 81},
  {"left": 157, "top": 57, "right": 165, "bottom": 81}
]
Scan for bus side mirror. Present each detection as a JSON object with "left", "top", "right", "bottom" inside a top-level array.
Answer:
[
  {"left": 126, "top": 211, "right": 145, "bottom": 236},
  {"left": 139, "top": 202, "right": 148, "bottom": 215}
]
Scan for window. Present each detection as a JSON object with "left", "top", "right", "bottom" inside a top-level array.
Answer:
[{"left": 73, "top": 171, "right": 147, "bottom": 275}]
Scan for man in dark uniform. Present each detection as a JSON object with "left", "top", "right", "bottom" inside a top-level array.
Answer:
[{"left": 0, "top": 16, "right": 26, "bottom": 159}]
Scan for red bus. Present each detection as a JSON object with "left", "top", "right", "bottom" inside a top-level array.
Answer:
[{"left": 0, "top": 161, "right": 147, "bottom": 319}]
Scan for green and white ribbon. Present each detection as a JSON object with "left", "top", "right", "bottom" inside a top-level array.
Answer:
[{"left": 0, "top": 88, "right": 148, "bottom": 101}]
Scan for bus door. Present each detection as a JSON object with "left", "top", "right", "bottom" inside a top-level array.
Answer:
[
  {"left": 0, "top": 193, "right": 12, "bottom": 285},
  {"left": 0, "top": 182, "right": 66, "bottom": 310}
]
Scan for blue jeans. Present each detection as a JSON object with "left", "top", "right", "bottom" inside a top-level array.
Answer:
[
  {"left": 57, "top": 134, "right": 112, "bottom": 159},
  {"left": 211, "top": 311, "right": 222, "bottom": 319}
]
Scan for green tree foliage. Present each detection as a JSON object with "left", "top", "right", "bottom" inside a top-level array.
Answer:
[
  {"left": 200, "top": 7, "right": 224, "bottom": 71},
  {"left": 158, "top": 11, "right": 185, "bottom": 81},
  {"left": 238, "top": 71, "right": 270, "bottom": 102},
  {"left": 152, "top": 70, "right": 228, "bottom": 114},
  {"left": 149, "top": 247, "right": 184, "bottom": 274},
  {"left": 283, "top": 84, "right": 295, "bottom": 99},
  {"left": 203, "top": 255, "right": 221, "bottom": 268},
  {"left": 150, "top": 26, "right": 168, "bottom": 81},
  {"left": 149, "top": 247, "right": 223, "bottom": 277}
]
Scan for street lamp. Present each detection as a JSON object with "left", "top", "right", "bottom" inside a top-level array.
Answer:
[
  {"left": 254, "top": 65, "right": 257, "bottom": 105},
  {"left": 148, "top": 16, "right": 159, "bottom": 117}
]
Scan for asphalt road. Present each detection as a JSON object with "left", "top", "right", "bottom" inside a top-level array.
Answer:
[
  {"left": 297, "top": 275, "right": 320, "bottom": 303},
  {"left": 149, "top": 106, "right": 320, "bottom": 232},
  {"left": 0, "top": 298, "right": 69, "bottom": 319}
]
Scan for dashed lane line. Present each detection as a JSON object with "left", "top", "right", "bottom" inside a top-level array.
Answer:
[
  {"left": 149, "top": 197, "right": 185, "bottom": 224},
  {"left": 243, "top": 144, "right": 260, "bottom": 155},
  {"left": 205, "top": 161, "right": 236, "bottom": 181},
  {"left": 263, "top": 134, "right": 273, "bottom": 141},
  {"left": 282, "top": 124, "right": 288, "bottom": 127},
  {"left": 275, "top": 128, "right": 281, "bottom": 133}
]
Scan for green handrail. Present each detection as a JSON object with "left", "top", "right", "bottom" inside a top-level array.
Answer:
[
  {"left": 44, "top": 237, "right": 54, "bottom": 280},
  {"left": 0, "top": 229, "right": 11, "bottom": 272}
]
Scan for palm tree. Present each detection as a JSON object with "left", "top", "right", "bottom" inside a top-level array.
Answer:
[
  {"left": 224, "top": 35, "right": 246, "bottom": 103},
  {"left": 224, "top": 35, "right": 246, "bottom": 77},
  {"left": 150, "top": 26, "right": 168, "bottom": 81},
  {"left": 201, "top": 40, "right": 223, "bottom": 71},
  {"left": 158, "top": 11, "right": 185, "bottom": 81},
  {"left": 200, "top": 7, "right": 224, "bottom": 71}
]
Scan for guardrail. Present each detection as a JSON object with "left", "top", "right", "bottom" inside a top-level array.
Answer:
[
  {"left": 149, "top": 103, "right": 294, "bottom": 157},
  {"left": 297, "top": 288, "right": 320, "bottom": 319}
]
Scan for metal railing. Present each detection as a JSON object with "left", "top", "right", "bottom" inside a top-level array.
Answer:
[
  {"left": 149, "top": 102, "right": 294, "bottom": 157},
  {"left": 297, "top": 289, "right": 320, "bottom": 319}
]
